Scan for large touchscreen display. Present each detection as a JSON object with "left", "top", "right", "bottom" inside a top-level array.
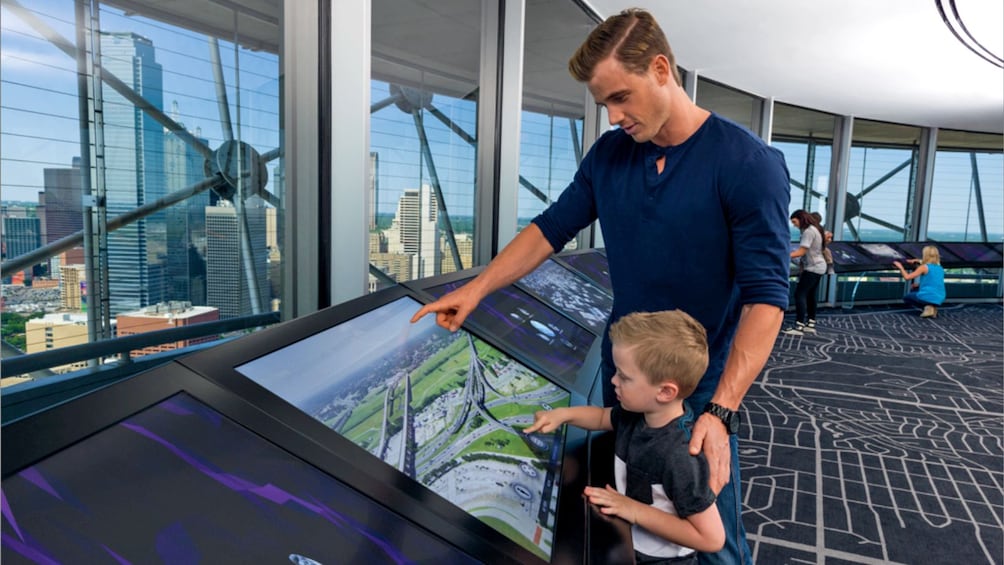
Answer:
[
  {"left": 235, "top": 296, "right": 569, "bottom": 560},
  {"left": 2, "top": 393, "right": 477, "bottom": 563}
]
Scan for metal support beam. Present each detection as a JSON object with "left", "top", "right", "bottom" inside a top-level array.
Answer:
[
  {"left": 474, "top": 0, "right": 502, "bottom": 266},
  {"left": 910, "top": 128, "right": 938, "bottom": 239},
  {"left": 495, "top": 0, "right": 526, "bottom": 251},
  {"left": 826, "top": 115, "right": 853, "bottom": 305}
]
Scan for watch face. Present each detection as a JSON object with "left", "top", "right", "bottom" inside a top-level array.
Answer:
[{"left": 727, "top": 412, "right": 740, "bottom": 434}]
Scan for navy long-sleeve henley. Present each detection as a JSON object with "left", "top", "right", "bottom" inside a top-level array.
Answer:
[{"left": 533, "top": 114, "right": 791, "bottom": 401}]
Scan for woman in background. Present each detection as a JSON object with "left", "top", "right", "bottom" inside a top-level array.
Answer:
[
  {"left": 783, "top": 210, "right": 828, "bottom": 335},
  {"left": 893, "top": 246, "right": 945, "bottom": 318}
]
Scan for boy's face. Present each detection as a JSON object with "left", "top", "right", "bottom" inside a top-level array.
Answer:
[{"left": 610, "top": 344, "right": 664, "bottom": 413}]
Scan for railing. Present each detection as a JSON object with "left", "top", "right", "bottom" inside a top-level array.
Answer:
[{"left": 1, "top": 311, "right": 280, "bottom": 424}]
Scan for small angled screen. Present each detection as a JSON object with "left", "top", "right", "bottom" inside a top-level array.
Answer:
[
  {"left": 426, "top": 279, "right": 596, "bottom": 383},
  {"left": 559, "top": 251, "right": 612, "bottom": 293},
  {"left": 518, "top": 259, "right": 612, "bottom": 334}
]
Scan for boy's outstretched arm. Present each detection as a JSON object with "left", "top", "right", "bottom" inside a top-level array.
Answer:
[
  {"left": 524, "top": 406, "right": 612, "bottom": 434},
  {"left": 584, "top": 485, "right": 725, "bottom": 553}
]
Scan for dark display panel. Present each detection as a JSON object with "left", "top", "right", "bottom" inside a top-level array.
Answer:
[
  {"left": 517, "top": 259, "right": 613, "bottom": 334},
  {"left": 557, "top": 250, "right": 612, "bottom": 294},
  {"left": 857, "top": 242, "right": 912, "bottom": 262},
  {"left": 2, "top": 392, "right": 477, "bottom": 564},
  {"left": 827, "top": 241, "right": 889, "bottom": 272},
  {"left": 827, "top": 241, "right": 1001, "bottom": 272},
  {"left": 426, "top": 278, "right": 596, "bottom": 385},
  {"left": 940, "top": 242, "right": 1003, "bottom": 265},
  {"left": 895, "top": 242, "right": 962, "bottom": 265},
  {"left": 234, "top": 296, "right": 570, "bottom": 561}
]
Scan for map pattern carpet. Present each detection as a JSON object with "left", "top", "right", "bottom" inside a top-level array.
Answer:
[{"left": 743, "top": 304, "right": 1003, "bottom": 564}]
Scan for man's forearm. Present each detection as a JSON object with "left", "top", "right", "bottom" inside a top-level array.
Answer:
[{"left": 711, "top": 303, "right": 784, "bottom": 410}]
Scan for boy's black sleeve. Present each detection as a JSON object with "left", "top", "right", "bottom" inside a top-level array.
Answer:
[{"left": 663, "top": 445, "right": 716, "bottom": 518}]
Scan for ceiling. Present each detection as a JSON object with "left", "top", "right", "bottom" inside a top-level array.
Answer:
[
  {"left": 586, "top": 0, "right": 1003, "bottom": 134},
  {"left": 105, "top": 0, "right": 1002, "bottom": 135}
]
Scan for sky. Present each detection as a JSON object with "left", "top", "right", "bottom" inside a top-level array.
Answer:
[
  {"left": 235, "top": 295, "right": 439, "bottom": 407},
  {"left": 1, "top": 1, "right": 280, "bottom": 204}
]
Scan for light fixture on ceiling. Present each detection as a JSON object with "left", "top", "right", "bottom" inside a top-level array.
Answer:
[{"left": 934, "top": 0, "right": 1004, "bottom": 69}]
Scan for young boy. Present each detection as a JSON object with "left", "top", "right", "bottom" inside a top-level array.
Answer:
[{"left": 525, "top": 310, "right": 725, "bottom": 563}]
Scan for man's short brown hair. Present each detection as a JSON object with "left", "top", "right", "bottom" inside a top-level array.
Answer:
[
  {"left": 608, "top": 309, "right": 708, "bottom": 398},
  {"left": 568, "top": 8, "right": 681, "bottom": 85}
]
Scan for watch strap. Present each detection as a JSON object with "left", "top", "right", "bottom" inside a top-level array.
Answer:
[{"left": 704, "top": 402, "right": 739, "bottom": 434}]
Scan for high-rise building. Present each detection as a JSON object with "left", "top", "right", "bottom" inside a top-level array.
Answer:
[
  {"left": 369, "top": 152, "right": 379, "bottom": 230},
  {"left": 265, "top": 207, "right": 278, "bottom": 249},
  {"left": 59, "top": 264, "right": 87, "bottom": 310},
  {"left": 205, "top": 199, "right": 269, "bottom": 319},
  {"left": 101, "top": 32, "right": 166, "bottom": 314},
  {"left": 2, "top": 216, "right": 43, "bottom": 281},
  {"left": 116, "top": 301, "right": 219, "bottom": 357},
  {"left": 2, "top": 217, "right": 42, "bottom": 261},
  {"left": 369, "top": 252, "right": 413, "bottom": 283},
  {"left": 440, "top": 232, "right": 473, "bottom": 275},
  {"left": 41, "top": 157, "right": 84, "bottom": 265},
  {"left": 164, "top": 101, "right": 209, "bottom": 306},
  {"left": 385, "top": 184, "right": 441, "bottom": 279}
]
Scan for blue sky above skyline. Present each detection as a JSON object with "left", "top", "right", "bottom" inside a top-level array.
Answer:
[{"left": 1, "top": 1, "right": 1000, "bottom": 239}]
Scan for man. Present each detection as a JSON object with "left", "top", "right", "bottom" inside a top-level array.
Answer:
[{"left": 412, "top": 8, "right": 790, "bottom": 564}]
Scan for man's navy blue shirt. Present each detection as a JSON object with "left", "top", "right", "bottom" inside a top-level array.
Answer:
[{"left": 533, "top": 114, "right": 791, "bottom": 402}]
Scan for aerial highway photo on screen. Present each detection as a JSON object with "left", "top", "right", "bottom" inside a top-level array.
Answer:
[{"left": 236, "top": 296, "right": 570, "bottom": 560}]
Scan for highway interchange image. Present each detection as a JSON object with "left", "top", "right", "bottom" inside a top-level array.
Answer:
[{"left": 236, "top": 297, "right": 570, "bottom": 560}]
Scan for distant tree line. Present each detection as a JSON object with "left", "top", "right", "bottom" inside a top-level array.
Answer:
[{"left": 1, "top": 312, "right": 43, "bottom": 351}]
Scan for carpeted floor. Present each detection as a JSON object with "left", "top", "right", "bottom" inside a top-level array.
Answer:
[{"left": 743, "top": 303, "right": 1003, "bottom": 564}]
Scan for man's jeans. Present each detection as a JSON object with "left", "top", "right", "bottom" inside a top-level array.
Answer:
[{"left": 687, "top": 396, "right": 754, "bottom": 565}]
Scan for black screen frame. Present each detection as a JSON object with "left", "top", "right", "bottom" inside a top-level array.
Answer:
[
  {"left": 1, "top": 362, "right": 493, "bottom": 563},
  {"left": 403, "top": 270, "right": 602, "bottom": 397},
  {"left": 175, "top": 284, "right": 593, "bottom": 564}
]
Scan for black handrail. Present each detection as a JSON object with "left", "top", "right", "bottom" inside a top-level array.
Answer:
[{"left": 1, "top": 311, "right": 280, "bottom": 379}]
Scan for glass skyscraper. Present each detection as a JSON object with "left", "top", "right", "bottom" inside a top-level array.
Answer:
[
  {"left": 164, "top": 101, "right": 210, "bottom": 306},
  {"left": 100, "top": 32, "right": 167, "bottom": 314}
]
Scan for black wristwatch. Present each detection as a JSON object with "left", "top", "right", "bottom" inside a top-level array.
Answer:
[{"left": 704, "top": 402, "right": 740, "bottom": 434}]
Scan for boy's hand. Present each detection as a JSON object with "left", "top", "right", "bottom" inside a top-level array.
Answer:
[
  {"left": 584, "top": 485, "right": 638, "bottom": 524},
  {"left": 523, "top": 408, "right": 565, "bottom": 434}
]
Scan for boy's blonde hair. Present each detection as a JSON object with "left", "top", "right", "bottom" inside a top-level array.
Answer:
[{"left": 608, "top": 310, "right": 709, "bottom": 398}]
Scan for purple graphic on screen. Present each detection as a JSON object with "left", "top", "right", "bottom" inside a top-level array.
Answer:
[
  {"left": 1, "top": 393, "right": 478, "bottom": 564},
  {"left": 559, "top": 251, "right": 612, "bottom": 293},
  {"left": 940, "top": 242, "right": 1002, "bottom": 264}
]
